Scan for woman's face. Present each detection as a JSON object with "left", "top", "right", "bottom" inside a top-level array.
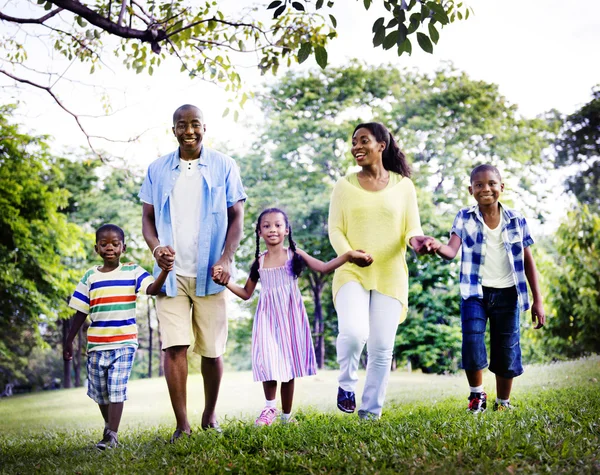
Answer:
[{"left": 351, "top": 127, "right": 385, "bottom": 167}]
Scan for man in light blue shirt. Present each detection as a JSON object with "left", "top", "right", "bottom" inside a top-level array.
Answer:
[{"left": 140, "top": 104, "right": 246, "bottom": 441}]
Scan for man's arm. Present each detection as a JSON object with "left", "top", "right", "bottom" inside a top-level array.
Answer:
[
  {"left": 212, "top": 200, "right": 244, "bottom": 285},
  {"left": 142, "top": 203, "right": 175, "bottom": 271}
]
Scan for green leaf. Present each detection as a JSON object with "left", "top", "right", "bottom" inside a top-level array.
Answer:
[
  {"left": 222, "top": 107, "right": 230, "bottom": 118},
  {"left": 372, "top": 17, "right": 385, "bottom": 33},
  {"left": 398, "top": 38, "right": 412, "bottom": 56},
  {"left": 234, "top": 110, "right": 239, "bottom": 122},
  {"left": 428, "top": 22, "right": 439, "bottom": 44},
  {"left": 363, "top": 0, "right": 372, "bottom": 10},
  {"left": 267, "top": 1, "right": 282, "bottom": 9},
  {"left": 315, "top": 45, "right": 328, "bottom": 69},
  {"left": 373, "top": 27, "right": 386, "bottom": 47},
  {"left": 397, "top": 23, "right": 408, "bottom": 45},
  {"left": 297, "top": 42, "right": 312, "bottom": 64},
  {"left": 292, "top": 2, "right": 305, "bottom": 11},
  {"left": 383, "top": 31, "right": 398, "bottom": 50},
  {"left": 76, "top": 16, "right": 87, "bottom": 27},
  {"left": 329, "top": 14, "right": 337, "bottom": 28},
  {"left": 274, "top": 5, "right": 285, "bottom": 18},
  {"left": 316, "top": 0, "right": 324, "bottom": 9},
  {"left": 416, "top": 32, "right": 433, "bottom": 53}
]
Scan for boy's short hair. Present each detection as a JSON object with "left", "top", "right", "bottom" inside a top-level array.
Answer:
[
  {"left": 96, "top": 224, "right": 125, "bottom": 243},
  {"left": 470, "top": 164, "right": 502, "bottom": 183}
]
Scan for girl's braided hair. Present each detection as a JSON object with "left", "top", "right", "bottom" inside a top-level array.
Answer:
[
  {"left": 249, "top": 208, "right": 305, "bottom": 282},
  {"left": 353, "top": 122, "right": 411, "bottom": 177}
]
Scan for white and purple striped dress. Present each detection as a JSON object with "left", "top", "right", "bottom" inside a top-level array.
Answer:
[{"left": 252, "top": 250, "right": 317, "bottom": 382}]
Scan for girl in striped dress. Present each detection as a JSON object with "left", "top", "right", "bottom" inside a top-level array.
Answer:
[{"left": 216, "top": 208, "right": 372, "bottom": 426}]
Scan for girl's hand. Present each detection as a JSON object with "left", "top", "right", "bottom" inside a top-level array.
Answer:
[
  {"left": 349, "top": 250, "right": 373, "bottom": 267},
  {"left": 212, "top": 265, "right": 224, "bottom": 283}
]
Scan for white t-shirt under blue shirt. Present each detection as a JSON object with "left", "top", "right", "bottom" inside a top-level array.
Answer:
[{"left": 481, "top": 214, "right": 515, "bottom": 288}]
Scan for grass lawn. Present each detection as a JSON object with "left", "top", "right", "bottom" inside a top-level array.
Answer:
[{"left": 1, "top": 356, "right": 599, "bottom": 473}]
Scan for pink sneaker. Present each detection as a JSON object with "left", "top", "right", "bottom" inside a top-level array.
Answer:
[{"left": 255, "top": 407, "right": 278, "bottom": 426}]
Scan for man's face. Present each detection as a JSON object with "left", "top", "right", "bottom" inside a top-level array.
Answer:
[{"left": 172, "top": 107, "right": 206, "bottom": 159}]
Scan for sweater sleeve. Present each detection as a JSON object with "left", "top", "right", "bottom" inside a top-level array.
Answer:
[
  {"left": 328, "top": 180, "right": 353, "bottom": 255},
  {"left": 403, "top": 179, "right": 424, "bottom": 244}
]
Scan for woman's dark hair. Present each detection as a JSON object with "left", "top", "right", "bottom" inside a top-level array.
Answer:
[
  {"left": 353, "top": 122, "right": 411, "bottom": 177},
  {"left": 249, "top": 208, "right": 305, "bottom": 282}
]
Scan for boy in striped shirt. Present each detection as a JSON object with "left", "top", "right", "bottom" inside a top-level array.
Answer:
[{"left": 64, "top": 224, "right": 170, "bottom": 449}]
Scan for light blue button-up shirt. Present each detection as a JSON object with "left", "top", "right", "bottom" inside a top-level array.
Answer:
[{"left": 139, "top": 147, "right": 247, "bottom": 297}]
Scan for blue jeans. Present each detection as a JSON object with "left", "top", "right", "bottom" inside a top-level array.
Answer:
[{"left": 460, "top": 286, "right": 523, "bottom": 379}]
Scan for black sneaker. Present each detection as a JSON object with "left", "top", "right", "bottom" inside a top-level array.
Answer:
[
  {"left": 493, "top": 401, "right": 515, "bottom": 411},
  {"left": 467, "top": 391, "right": 487, "bottom": 414}
]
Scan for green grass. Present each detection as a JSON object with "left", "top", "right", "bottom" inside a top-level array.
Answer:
[{"left": 1, "top": 357, "right": 599, "bottom": 474}]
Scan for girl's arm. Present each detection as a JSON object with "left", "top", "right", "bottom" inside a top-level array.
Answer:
[
  {"left": 146, "top": 268, "right": 171, "bottom": 296},
  {"left": 226, "top": 276, "right": 258, "bottom": 301},
  {"left": 63, "top": 311, "right": 88, "bottom": 361},
  {"left": 433, "top": 234, "right": 462, "bottom": 260},
  {"left": 213, "top": 265, "right": 257, "bottom": 300},
  {"left": 523, "top": 246, "right": 545, "bottom": 329},
  {"left": 296, "top": 249, "right": 372, "bottom": 274}
]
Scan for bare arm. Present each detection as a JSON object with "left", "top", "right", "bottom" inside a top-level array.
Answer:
[
  {"left": 142, "top": 202, "right": 175, "bottom": 271},
  {"left": 63, "top": 311, "right": 88, "bottom": 361},
  {"left": 225, "top": 276, "right": 258, "bottom": 301},
  {"left": 432, "top": 234, "right": 462, "bottom": 260},
  {"left": 145, "top": 268, "right": 171, "bottom": 295},
  {"left": 212, "top": 200, "right": 245, "bottom": 285},
  {"left": 296, "top": 249, "right": 372, "bottom": 274},
  {"left": 524, "top": 246, "right": 545, "bottom": 329}
]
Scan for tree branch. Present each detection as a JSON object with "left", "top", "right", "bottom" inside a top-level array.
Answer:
[
  {"left": 117, "top": 0, "right": 128, "bottom": 26},
  {"left": 0, "top": 9, "right": 63, "bottom": 24},
  {"left": 0, "top": 68, "right": 106, "bottom": 159}
]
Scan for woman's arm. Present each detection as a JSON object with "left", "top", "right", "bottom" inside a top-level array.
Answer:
[{"left": 296, "top": 249, "right": 372, "bottom": 274}]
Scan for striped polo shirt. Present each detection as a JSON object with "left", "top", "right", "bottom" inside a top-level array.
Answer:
[{"left": 69, "top": 262, "right": 154, "bottom": 352}]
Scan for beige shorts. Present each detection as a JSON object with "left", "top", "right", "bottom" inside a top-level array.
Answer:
[{"left": 156, "top": 275, "right": 227, "bottom": 357}]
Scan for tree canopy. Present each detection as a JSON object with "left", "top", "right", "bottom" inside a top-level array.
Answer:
[{"left": 0, "top": 1, "right": 470, "bottom": 154}]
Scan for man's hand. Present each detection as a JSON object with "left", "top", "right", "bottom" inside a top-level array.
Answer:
[
  {"left": 212, "top": 258, "right": 231, "bottom": 285},
  {"left": 63, "top": 341, "right": 74, "bottom": 361},
  {"left": 155, "top": 245, "right": 175, "bottom": 271}
]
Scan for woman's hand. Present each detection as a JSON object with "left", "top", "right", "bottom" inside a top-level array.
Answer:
[{"left": 349, "top": 250, "right": 374, "bottom": 267}]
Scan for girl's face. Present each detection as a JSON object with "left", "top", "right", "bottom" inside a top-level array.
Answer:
[
  {"left": 351, "top": 127, "right": 385, "bottom": 167},
  {"left": 258, "top": 212, "right": 289, "bottom": 246}
]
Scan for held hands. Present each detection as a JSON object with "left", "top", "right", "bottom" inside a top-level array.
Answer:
[
  {"left": 211, "top": 259, "right": 231, "bottom": 285},
  {"left": 63, "top": 341, "right": 74, "bottom": 361},
  {"left": 349, "top": 250, "right": 373, "bottom": 267},
  {"left": 410, "top": 236, "right": 440, "bottom": 255},
  {"left": 154, "top": 245, "right": 175, "bottom": 271},
  {"left": 532, "top": 301, "right": 546, "bottom": 330}
]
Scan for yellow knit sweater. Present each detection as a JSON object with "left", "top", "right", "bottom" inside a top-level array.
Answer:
[{"left": 328, "top": 172, "right": 423, "bottom": 323}]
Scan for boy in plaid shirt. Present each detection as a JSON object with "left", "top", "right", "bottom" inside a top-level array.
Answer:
[
  {"left": 428, "top": 164, "right": 545, "bottom": 412},
  {"left": 64, "top": 224, "right": 170, "bottom": 449}
]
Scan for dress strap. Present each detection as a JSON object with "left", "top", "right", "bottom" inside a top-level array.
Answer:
[{"left": 258, "top": 251, "right": 267, "bottom": 268}]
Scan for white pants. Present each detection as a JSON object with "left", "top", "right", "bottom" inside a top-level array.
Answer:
[{"left": 336, "top": 281, "right": 402, "bottom": 416}]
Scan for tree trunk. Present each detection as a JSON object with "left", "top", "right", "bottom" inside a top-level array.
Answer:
[
  {"left": 147, "top": 296, "right": 153, "bottom": 379},
  {"left": 308, "top": 272, "right": 325, "bottom": 369},
  {"left": 62, "top": 317, "right": 72, "bottom": 389}
]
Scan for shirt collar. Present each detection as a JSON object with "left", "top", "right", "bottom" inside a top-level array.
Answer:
[
  {"left": 467, "top": 202, "right": 517, "bottom": 224},
  {"left": 169, "top": 146, "right": 208, "bottom": 170}
]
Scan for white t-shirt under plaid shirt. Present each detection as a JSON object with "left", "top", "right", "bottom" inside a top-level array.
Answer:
[
  {"left": 451, "top": 203, "right": 534, "bottom": 312},
  {"left": 68, "top": 262, "right": 154, "bottom": 352}
]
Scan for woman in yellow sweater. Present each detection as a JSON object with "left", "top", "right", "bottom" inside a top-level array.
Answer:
[{"left": 328, "top": 122, "right": 430, "bottom": 420}]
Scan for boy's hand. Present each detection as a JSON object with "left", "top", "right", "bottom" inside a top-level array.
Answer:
[
  {"left": 410, "top": 236, "right": 436, "bottom": 254},
  {"left": 532, "top": 301, "right": 545, "bottom": 329},
  {"left": 63, "top": 341, "right": 74, "bottom": 361},
  {"left": 349, "top": 250, "right": 373, "bottom": 267}
]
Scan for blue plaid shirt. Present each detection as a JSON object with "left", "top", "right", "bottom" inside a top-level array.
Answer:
[
  {"left": 139, "top": 147, "right": 247, "bottom": 297},
  {"left": 451, "top": 203, "right": 534, "bottom": 311}
]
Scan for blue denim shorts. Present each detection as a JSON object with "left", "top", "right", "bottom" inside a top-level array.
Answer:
[
  {"left": 87, "top": 347, "right": 136, "bottom": 405},
  {"left": 460, "top": 286, "right": 523, "bottom": 379}
]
